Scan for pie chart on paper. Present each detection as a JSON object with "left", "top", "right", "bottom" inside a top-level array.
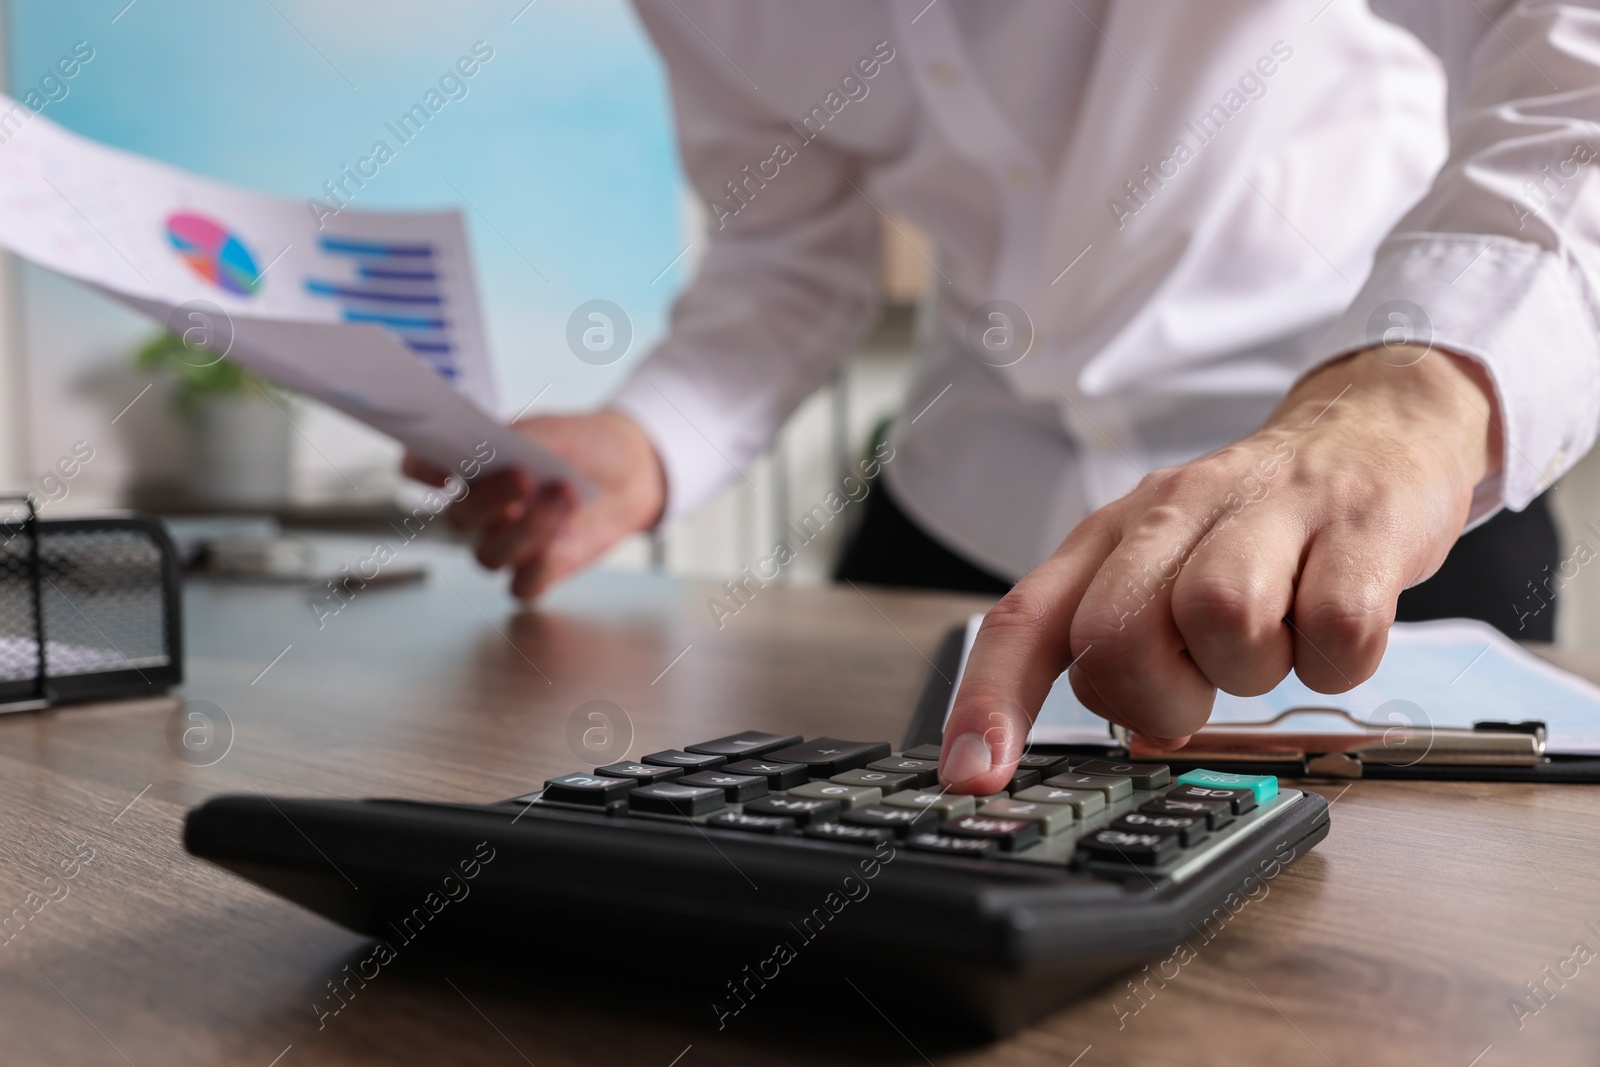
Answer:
[{"left": 165, "top": 211, "right": 261, "bottom": 296}]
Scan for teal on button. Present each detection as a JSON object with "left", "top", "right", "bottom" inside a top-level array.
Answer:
[{"left": 1176, "top": 769, "right": 1278, "bottom": 805}]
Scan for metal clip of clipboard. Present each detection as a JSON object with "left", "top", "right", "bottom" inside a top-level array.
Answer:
[{"left": 1118, "top": 707, "right": 1547, "bottom": 778}]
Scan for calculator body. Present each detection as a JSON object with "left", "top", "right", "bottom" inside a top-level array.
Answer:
[{"left": 185, "top": 736, "right": 1329, "bottom": 1038}]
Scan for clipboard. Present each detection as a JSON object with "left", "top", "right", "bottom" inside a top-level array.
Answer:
[{"left": 903, "top": 619, "right": 1600, "bottom": 783}]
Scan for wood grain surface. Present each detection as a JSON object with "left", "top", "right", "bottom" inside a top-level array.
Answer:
[{"left": 1, "top": 537, "right": 1597, "bottom": 1066}]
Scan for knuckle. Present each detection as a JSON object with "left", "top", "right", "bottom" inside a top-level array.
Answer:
[
  {"left": 1172, "top": 573, "right": 1271, "bottom": 639},
  {"left": 983, "top": 584, "right": 1054, "bottom": 637},
  {"left": 1297, "top": 596, "right": 1383, "bottom": 651},
  {"left": 1070, "top": 599, "right": 1142, "bottom": 664}
]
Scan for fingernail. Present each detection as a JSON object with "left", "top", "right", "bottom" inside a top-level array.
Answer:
[{"left": 940, "top": 733, "right": 992, "bottom": 787}]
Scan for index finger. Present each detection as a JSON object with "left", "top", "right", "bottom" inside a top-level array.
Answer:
[{"left": 939, "top": 516, "right": 1120, "bottom": 794}]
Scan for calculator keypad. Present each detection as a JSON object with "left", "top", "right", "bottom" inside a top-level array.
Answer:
[{"left": 523, "top": 738, "right": 1291, "bottom": 879}]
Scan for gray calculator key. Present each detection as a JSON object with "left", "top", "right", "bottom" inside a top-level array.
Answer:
[
  {"left": 594, "top": 761, "right": 683, "bottom": 784},
  {"left": 685, "top": 731, "right": 802, "bottom": 758},
  {"left": 1077, "top": 828, "right": 1180, "bottom": 865},
  {"left": 642, "top": 749, "right": 728, "bottom": 771},
  {"left": 979, "top": 798, "right": 1076, "bottom": 836},
  {"left": 1014, "top": 752, "right": 1073, "bottom": 775},
  {"left": 626, "top": 783, "right": 726, "bottom": 816},
  {"left": 1010, "top": 785, "right": 1106, "bottom": 816},
  {"left": 804, "top": 821, "right": 893, "bottom": 845},
  {"left": 1043, "top": 770, "right": 1133, "bottom": 801},
  {"left": 540, "top": 773, "right": 637, "bottom": 807},
  {"left": 943, "top": 813, "right": 1041, "bottom": 851},
  {"left": 866, "top": 757, "right": 940, "bottom": 788},
  {"left": 841, "top": 804, "right": 938, "bottom": 837},
  {"left": 899, "top": 744, "right": 944, "bottom": 762},
  {"left": 1139, "top": 795, "right": 1234, "bottom": 830},
  {"left": 767, "top": 738, "right": 891, "bottom": 777},
  {"left": 787, "top": 781, "right": 882, "bottom": 809},
  {"left": 742, "top": 795, "right": 840, "bottom": 826},
  {"left": 1168, "top": 783, "right": 1256, "bottom": 815},
  {"left": 707, "top": 810, "right": 795, "bottom": 835},
  {"left": 1071, "top": 759, "right": 1171, "bottom": 790},
  {"left": 906, "top": 832, "right": 996, "bottom": 857},
  {"left": 1006, "top": 769, "right": 1043, "bottom": 794},
  {"left": 1114, "top": 811, "right": 1208, "bottom": 847},
  {"left": 882, "top": 790, "right": 976, "bottom": 817},
  {"left": 677, "top": 770, "right": 769, "bottom": 803},
  {"left": 723, "top": 759, "right": 810, "bottom": 790},
  {"left": 830, "top": 768, "right": 918, "bottom": 794}
]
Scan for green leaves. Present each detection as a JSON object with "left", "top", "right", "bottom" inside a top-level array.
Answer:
[{"left": 132, "top": 332, "right": 283, "bottom": 415}]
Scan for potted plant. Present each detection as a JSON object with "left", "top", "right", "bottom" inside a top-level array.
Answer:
[{"left": 134, "top": 332, "right": 293, "bottom": 507}]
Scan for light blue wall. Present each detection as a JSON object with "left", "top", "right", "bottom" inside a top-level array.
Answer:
[{"left": 6, "top": 0, "right": 687, "bottom": 415}]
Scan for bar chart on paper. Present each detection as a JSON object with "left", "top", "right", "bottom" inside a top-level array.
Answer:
[{"left": 306, "top": 237, "right": 463, "bottom": 385}]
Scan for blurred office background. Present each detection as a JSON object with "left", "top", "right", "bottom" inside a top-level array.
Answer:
[{"left": 4, "top": 0, "right": 1599, "bottom": 648}]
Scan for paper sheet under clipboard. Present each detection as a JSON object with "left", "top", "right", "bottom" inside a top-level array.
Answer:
[
  {"left": 0, "top": 93, "right": 586, "bottom": 493},
  {"left": 945, "top": 616, "right": 1600, "bottom": 756}
]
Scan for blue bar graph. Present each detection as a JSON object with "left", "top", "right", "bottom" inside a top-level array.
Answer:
[{"left": 307, "top": 237, "right": 462, "bottom": 381}]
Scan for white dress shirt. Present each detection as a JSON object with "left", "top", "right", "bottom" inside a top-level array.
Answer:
[{"left": 611, "top": 0, "right": 1600, "bottom": 580}]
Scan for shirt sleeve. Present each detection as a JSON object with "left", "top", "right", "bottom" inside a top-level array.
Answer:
[
  {"left": 609, "top": 4, "right": 883, "bottom": 525},
  {"left": 1315, "top": 0, "right": 1600, "bottom": 524}
]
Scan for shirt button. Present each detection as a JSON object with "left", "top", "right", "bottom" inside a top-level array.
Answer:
[{"left": 927, "top": 61, "right": 958, "bottom": 86}]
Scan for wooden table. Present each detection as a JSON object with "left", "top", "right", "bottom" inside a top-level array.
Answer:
[{"left": 2, "top": 538, "right": 1598, "bottom": 1066}]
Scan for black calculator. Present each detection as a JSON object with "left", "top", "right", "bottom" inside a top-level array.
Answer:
[{"left": 185, "top": 731, "right": 1329, "bottom": 1039}]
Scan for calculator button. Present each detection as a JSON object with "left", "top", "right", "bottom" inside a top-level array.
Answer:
[
  {"left": 540, "top": 773, "right": 637, "bottom": 807},
  {"left": 1014, "top": 752, "right": 1073, "bottom": 775},
  {"left": 899, "top": 744, "right": 944, "bottom": 762},
  {"left": 642, "top": 749, "right": 728, "bottom": 771},
  {"left": 866, "top": 757, "right": 940, "bottom": 788},
  {"left": 1176, "top": 769, "right": 1278, "bottom": 805},
  {"left": 787, "top": 781, "right": 882, "bottom": 809},
  {"left": 1072, "top": 759, "right": 1172, "bottom": 790},
  {"left": 943, "top": 814, "right": 1041, "bottom": 851},
  {"left": 1113, "top": 811, "right": 1209, "bottom": 847},
  {"left": 1168, "top": 783, "right": 1257, "bottom": 815},
  {"left": 1043, "top": 771, "right": 1133, "bottom": 801},
  {"left": 594, "top": 762, "right": 684, "bottom": 784},
  {"left": 978, "top": 799, "right": 1075, "bottom": 836},
  {"left": 627, "top": 783, "right": 726, "bottom": 817},
  {"left": 1010, "top": 785, "right": 1106, "bottom": 816},
  {"left": 743, "top": 795, "right": 842, "bottom": 826},
  {"left": 830, "top": 768, "right": 918, "bottom": 794},
  {"left": 804, "top": 821, "right": 894, "bottom": 845},
  {"left": 677, "top": 770, "right": 769, "bottom": 803},
  {"left": 685, "top": 731, "right": 803, "bottom": 758},
  {"left": 1006, "top": 768, "right": 1043, "bottom": 794},
  {"left": 708, "top": 810, "right": 796, "bottom": 835},
  {"left": 767, "top": 738, "right": 892, "bottom": 777},
  {"left": 723, "top": 759, "right": 810, "bottom": 790},
  {"left": 1139, "top": 795, "right": 1234, "bottom": 830},
  {"left": 1077, "top": 828, "right": 1181, "bottom": 865},
  {"left": 882, "top": 790, "right": 976, "bottom": 817},
  {"left": 906, "top": 832, "right": 996, "bottom": 857},
  {"left": 841, "top": 804, "right": 939, "bottom": 837}
]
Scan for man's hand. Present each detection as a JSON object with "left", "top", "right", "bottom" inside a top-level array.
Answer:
[
  {"left": 402, "top": 410, "right": 665, "bottom": 601},
  {"left": 939, "top": 346, "right": 1502, "bottom": 794}
]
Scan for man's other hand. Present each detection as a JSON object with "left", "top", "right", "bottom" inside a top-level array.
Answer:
[{"left": 402, "top": 410, "right": 665, "bottom": 601}]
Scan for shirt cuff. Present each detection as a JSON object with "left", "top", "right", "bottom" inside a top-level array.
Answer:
[
  {"left": 608, "top": 358, "right": 746, "bottom": 528},
  {"left": 1312, "top": 234, "right": 1600, "bottom": 527}
]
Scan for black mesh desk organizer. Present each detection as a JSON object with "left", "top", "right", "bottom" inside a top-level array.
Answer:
[{"left": 0, "top": 498, "right": 182, "bottom": 710}]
